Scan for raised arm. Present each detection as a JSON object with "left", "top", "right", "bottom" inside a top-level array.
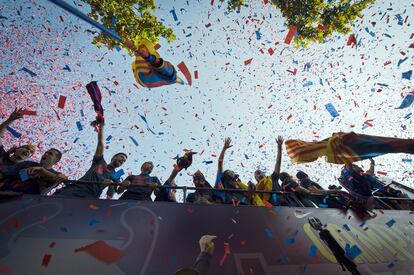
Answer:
[
  {"left": 273, "top": 136, "right": 284, "bottom": 175},
  {"left": 94, "top": 123, "right": 105, "bottom": 158},
  {"left": 218, "top": 138, "right": 232, "bottom": 174},
  {"left": 366, "top": 158, "right": 375, "bottom": 174},
  {"left": 0, "top": 108, "right": 24, "bottom": 146}
]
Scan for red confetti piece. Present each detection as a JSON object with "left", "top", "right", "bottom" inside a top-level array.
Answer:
[
  {"left": 177, "top": 61, "right": 192, "bottom": 85},
  {"left": 20, "top": 110, "right": 37, "bottom": 116},
  {"left": 74, "top": 240, "right": 124, "bottom": 265},
  {"left": 287, "top": 114, "right": 292, "bottom": 120},
  {"left": 268, "top": 48, "right": 274, "bottom": 55},
  {"left": 42, "top": 254, "right": 52, "bottom": 267},
  {"left": 49, "top": 242, "right": 56, "bottom": 248},
  {"left": 377, "top": 171, "right": 387, "bottom": 176},
  {"left": 347, "top": 34, "right": 357, "bottom": 47},
  {"left": 194, "top": 70, "right": 198, "bottom": 79},
  {"left": 154, "top": 43, "right": 161, "bottom": 50},
  {"left": 89, "top": 204, "right": 99, "bottom": 210},
  {"left": 244, "top": 58, "right": 253, "bottom": 65},
  {"left": 57, "top": 95, "right": 66, "bottom": 109},
  {"left": 284, "top": 26, "right": 297, "bottom": 45}
]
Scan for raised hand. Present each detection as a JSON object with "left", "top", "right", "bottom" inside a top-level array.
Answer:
[
  {"left": 276, "top": 136, "right": 284, "bottom": 147},
  {"left": 199, "top": 235, "right": 217, "bottom": 254},
  {"left": 7, "top": 108, "right": 24, "bottom": 122},
  {"left": 223, "top": 137, "right": 233, "bottom": 150}
]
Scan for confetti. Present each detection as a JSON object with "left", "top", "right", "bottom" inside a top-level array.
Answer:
[
  {"left": 57, "top": 96, "right": 66, "bottom": 109},
  {"left": 74, "top": 240, "right": 124, "bottom": 265}
]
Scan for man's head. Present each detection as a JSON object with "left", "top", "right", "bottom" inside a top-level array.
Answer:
[
  {"left": 296, "top": 171, "right": 309, "bottom": 180},
  {"left": 279, "top": 172, "right": 291, "bottom": 183},
  {"left": 110, "top": 153, "right": 127, "bottom": 168},
  {"left": 254, "top": 169, "right": 265, "bottom": 182},
  {"left": 222, "top": 170, "right": 239, "bottom": 187},
  {"left": 11, "top": 144, "right": 35, "bottom": 161},
  {"left": 40, "top": 148, "right": 62, "bottom": 166},
  {"left": 192, "top": 170, "right": 206, "bottom": 187},
  {"left": 141, "top": 161, "right": 154, "bottom": 175}
]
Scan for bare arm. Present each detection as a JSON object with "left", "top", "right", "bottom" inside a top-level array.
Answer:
[
  {"left": 366, "top": 158, "right": 375, "bottom": 174},
  {"left": 218, "top": 138, "right": 232, "bottom": 174},
  {"left": 273, "top": 136, "right": 284, "bottom": 175},
  {"left": 94, "top": 123, "right": 104, "bottom": 158},
  {"left": 0, "top": 108, "right": 24, "bottom": 146}
]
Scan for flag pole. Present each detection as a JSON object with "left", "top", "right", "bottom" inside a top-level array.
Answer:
[{"left": 47, "top": 0, "right": 123, "bottom": 42}]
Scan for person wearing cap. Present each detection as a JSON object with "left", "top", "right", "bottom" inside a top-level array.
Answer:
[
  {"left": 0, "top": 108, "right": 36, "bottom": 169},
  {"left": 55, "top": 120, "right": 127, "bottom": 198},
  {"left": 186, "top": 170, "right": 215, "bottom": 204}
]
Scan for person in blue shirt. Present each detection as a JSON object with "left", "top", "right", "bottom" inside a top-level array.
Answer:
[
  {"left": 55, "top": 121, "right": 127, "bottom": 198},
  {"left": 214, "top": 138, "right": 249, "bottom": 205}
]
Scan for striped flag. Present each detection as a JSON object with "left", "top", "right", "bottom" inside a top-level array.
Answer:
[{"left": 286, "top": 132, "right": 414, "bottom": 164}]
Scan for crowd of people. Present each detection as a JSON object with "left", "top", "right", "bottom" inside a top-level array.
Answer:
[{"left": 0, "top": 109, "right": 410, "bottom": 212}]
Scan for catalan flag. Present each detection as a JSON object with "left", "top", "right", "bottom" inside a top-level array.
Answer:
[
  {"left": 286, "top": 132, "right": 414, "bottom": 164},
  {"left": 131, "top": 38, "right": 183, "bottom": 88}
]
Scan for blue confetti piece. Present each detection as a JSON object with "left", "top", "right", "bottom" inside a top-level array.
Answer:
[
  {"left": 402, "top": 70, "right": 412, "bottom": 80},
  {"left": 170, "top": 8, "right": 178, "bottom": 21},
  {"left": 274, "top": 205, "right": 282, "bottom": 212},
  {"left": 244, "top": 154, "right": 249, "bottom": 159},
  {"left": 308, "top": 245, "right": 317, "bottom": 259},
  {"left": 60, "top": 227, "right": 68, "bottom": 232},
  {"left": 20, "top": 67, "right": 37, "bottom": 77},
  {"left": 345, "top": 244, "right": 362, "bottom": 260},
  {"left": 272, "top": 194, "right": 278, "bottom": 202},
  {"left": 265, "top": 228, "right": 273, "bottom": 239},
  {"left": 106, "top": 135, "right": 112, "bottom": 141},
  {"left": 398, "top": 57, "right": 408, "bottom": 67},
  {"left": 287, "top": 238, "right": 295, "bottom": 245},
  {"left": 76, "top": 121, "right": 83, "bottom": 131},
  {"left": 62, "top": 65, "right": 71, "bottom": 72},
  {"left": 255, "top": 30, "right": 261, "bottom": 40},
  {"left": 386, "top": 219, "right": 396, "bottom": 228},
  {"left": 19, "top": 170, "right": 29, "bottom": 181},
  {"left": 202, "top": 160, "right": 213, "bottom": 164},
  {"left": 396, "top": 14, "right": 403, "bottom": 25},
  {"left": 129, "top": 136, "right": 139, "bottom": 146},
  {"left": 404, "top": 113, "right": 412, "bottom": 119},
  {"left": 343, "top": 224, "right": 351, "bottom": 231},
  {"left": 89, "top": 218, "right": 100, "bottom": 226},
  {"left": 80, "top": 109, "right": 84, "bottom": 117},
  {"left": 364, "top": 27, "right": 375, "bottom": 37},
  {"left": 6, "top": 126, "right": 21, "bottom": 138},
  {"left": 73, "top": 137, "right": 79, "bottom": 143},
  {"left": 325, "top": 103, "right": 339, "bottom": 118},
  {"left": 359, "top": 222, "right": 366, "bottom": 227},
  {"left": 303, "top": 81, "right": 313, "bottom": 87},
  {"left": 402, "top": 158, "right": 412, "bottom": 163},
  {"left": 397, "top": 95, "right": 414, "bottom": 109}
]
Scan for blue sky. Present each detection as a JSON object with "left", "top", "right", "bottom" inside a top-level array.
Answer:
[{"left": 0, "top": 0, "right": 413, "bottom": 191}]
